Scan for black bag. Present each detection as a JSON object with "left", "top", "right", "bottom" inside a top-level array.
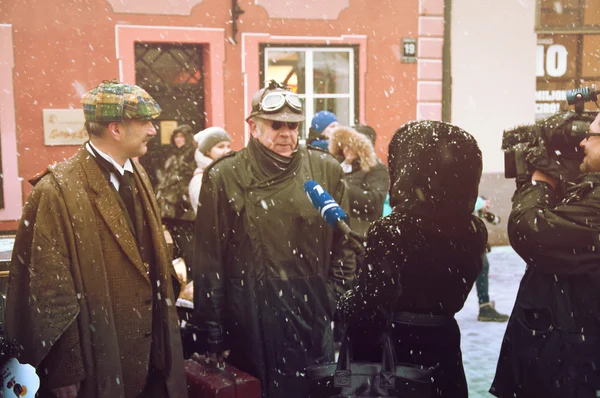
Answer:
[{"left": 306, "top": 334, "right": 433, "bottom": 398}]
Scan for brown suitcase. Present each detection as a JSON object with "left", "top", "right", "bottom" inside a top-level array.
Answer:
[{"left": 184, "top": 353, "right": 261, "bottom": 398}]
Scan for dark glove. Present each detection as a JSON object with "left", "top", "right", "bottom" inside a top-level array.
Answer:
[
  {"left": 336, "top": 289, "right": 355, "bottom": 323},
  {"left": 526, "top": 145, "right": 580, "bottom": 186},
  {"left": 527, "top": 112, "right": 584, "bottom": 186},
  {"left": 206, "top": 321, "right": 225, "bottom": 355},
  {"left": 539, "top": 111, "right": 588, "bottom": 150},
  {"left": 347, "top": 230, "right": 366, "bottom": 258}
]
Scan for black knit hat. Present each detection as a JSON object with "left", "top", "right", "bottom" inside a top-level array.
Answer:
[
  {"left": 353, "top": 124, "right": 377, "bottom": 145},
  {"left": 388, "top": 120, "right": 482, "bottom": 217}
]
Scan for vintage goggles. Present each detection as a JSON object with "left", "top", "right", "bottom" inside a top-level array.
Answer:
[{"left": 259, "top": 92, "right": 303, "bottom": 114}]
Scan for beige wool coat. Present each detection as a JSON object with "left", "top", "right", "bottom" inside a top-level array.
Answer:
[{"left": 6, "top": 147, "right": 187, "bottom": 398}]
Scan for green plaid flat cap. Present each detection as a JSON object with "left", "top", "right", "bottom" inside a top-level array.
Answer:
[{"left": 82, "top": 79, "right": 161, "bottom": 122}]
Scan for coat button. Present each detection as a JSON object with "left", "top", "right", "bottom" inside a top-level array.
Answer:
[{"left": 145, "top": 331, "right": 152, "bottom": 337}]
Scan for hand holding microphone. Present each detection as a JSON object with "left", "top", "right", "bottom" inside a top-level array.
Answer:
[{"left": 303, "top": 180, "right": 365, "bottom": 255}]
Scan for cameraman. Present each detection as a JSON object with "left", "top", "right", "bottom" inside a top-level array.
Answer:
[{"left": 491, "top": 111, "right": 600, "bottom": 397}]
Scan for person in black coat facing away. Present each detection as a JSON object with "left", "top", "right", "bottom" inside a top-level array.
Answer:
[{"left": 339, "top": 120, "right": 487, "bottom": 397}]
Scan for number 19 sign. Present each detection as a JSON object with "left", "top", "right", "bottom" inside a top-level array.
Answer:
[{"left": 402, "top": 38, "right": 417, "bottom": 64}]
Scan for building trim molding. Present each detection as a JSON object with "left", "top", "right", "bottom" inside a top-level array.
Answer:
[
  {"left": 417, "top": 0, "right": 445, "bottom": 120},
  {"left": 115, "top": 24, "right": 226, "bottom": 128},
  {"left": 107, "top": 0, "right": 205, "bottom": 16},
  {"left": 0, "top": 24, "right": 23, "bottom": 221},
  {"left": 254, "top": 0, "right": 349, "bottom": 20}
]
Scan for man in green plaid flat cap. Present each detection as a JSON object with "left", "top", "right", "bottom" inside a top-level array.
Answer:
[{"left": 6, "top": 80, "right": 188, "bottom": 398}]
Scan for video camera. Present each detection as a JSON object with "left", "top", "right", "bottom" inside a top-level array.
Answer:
[{"left": 503, "top": 85, "right": 599, "bottom": 187}]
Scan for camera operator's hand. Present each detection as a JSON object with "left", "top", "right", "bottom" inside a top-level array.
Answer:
[
  {"left": 526, "top": 144, "right": 579, "bottom": 185},
  {"left": 531, "top": 169, "right": 559, "bottom": 190},
  {"left": 539, "top": 111, "right": 583, "bottom": 151},
  {"left": 526, "top": 111, "right": 584, "bottom": 186}
]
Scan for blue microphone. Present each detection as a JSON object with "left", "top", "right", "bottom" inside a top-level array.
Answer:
[{"left": 303, "top": 180, "right": 352, "bottom": 236}]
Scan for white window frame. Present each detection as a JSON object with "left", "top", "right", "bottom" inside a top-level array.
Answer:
[{"left": 264, "top": 46, "right": 356, "bottom": 139}]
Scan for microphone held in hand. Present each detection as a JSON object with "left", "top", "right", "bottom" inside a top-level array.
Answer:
[
  {"left": 303, "top": 180, "right": 364, "bottom": 255},
  {"left": 303, "top": 180, "right": 349, "bottom": 228}
]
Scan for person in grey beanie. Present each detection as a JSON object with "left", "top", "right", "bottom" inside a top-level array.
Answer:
[{"left": 189, "top": 127, "right": 232, "bottom": 213}]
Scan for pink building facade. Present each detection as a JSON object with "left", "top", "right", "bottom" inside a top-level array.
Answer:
[{"left": 0, "top": 0, "right": 447, "bottom": 229}]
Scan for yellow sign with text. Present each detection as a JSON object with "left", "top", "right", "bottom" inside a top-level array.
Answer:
[{"left": 43, "top": 109, "right": 88, "bottom": 146}]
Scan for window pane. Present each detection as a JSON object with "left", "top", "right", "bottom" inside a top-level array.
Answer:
[
  {"left": 313, "top": 52, "right": 350, "bottom": 95},
  {"left": 584, "top": 0, "right": 600, "bottom": 26},
  {"left": 582, "top": 35, "right": 600, "bottom": 76},
  {"left": 539, "top": 0, "right": 581, "bottom": 27},
  {"left": 314, "top": 98, "right": 350, "bottom": 125},
  {"left": 265, "top": 51, "right": 306, "bottom": 94}
]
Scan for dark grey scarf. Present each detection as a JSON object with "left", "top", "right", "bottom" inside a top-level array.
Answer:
[{"left": 247, "top": 137, "right": 298, "bottom": 180}]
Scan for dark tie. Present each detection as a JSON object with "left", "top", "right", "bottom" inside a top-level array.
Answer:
[
  {"left": 88, "top": 144, "right": 137, "bottom": 231},
  {"left": 119, "top": 170, "right": 137, "bottom": 229}
]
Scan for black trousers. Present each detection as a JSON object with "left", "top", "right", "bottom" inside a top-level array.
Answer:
[{"left": 138, "top": 366, "right": 168, "bottom": 398}]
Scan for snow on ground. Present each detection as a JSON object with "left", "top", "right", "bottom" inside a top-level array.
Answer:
[{"left": 456, "top": 245, "right": 527, "bottom": 397}]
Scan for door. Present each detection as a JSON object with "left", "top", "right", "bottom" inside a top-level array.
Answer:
[{"left": 135, "top": 42, "right": 205, "bottom": 187}]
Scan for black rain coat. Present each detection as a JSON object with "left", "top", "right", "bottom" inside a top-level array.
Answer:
[
  {"left": 344, "top": 162, "right": 389, "bottom": 237},
  {"left": 193, "top": 143, "right": 356, "bottom": 398},
  {"left": 491, "top": 175, "right": 600, "bottom": 398}
]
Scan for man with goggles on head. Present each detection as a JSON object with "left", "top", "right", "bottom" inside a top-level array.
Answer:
[
  {"left": 193, "top": 80, "right": 356, "bottom": 398},
  {"left": 244, "top": 80, "right": 304, "bottom": 157}
]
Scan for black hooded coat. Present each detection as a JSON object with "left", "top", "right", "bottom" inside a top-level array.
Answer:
[{"left": 339, "top": 121, "right": 487, "bottom": 397}]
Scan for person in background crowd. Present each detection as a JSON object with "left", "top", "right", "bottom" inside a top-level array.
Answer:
[
  {"left": 193, "top": 80, "right": 356, "bottom": 398},
  {"left": 352, "top": 124, "right": 392, "bottom": 230},
  {"left": 339, "top": 120, "right": 486, "bottom": 398},
  {"left": 473, "top": 196, "right": 509, "bottom": 322},
  {"left": 328, "top": 125, "right": 389, "bottom": 238},
  {"left": 353, "top": 124, "right": 377, "bottom": 147},
  {"left": 5, "top": 80, "right": 187, "bottom": 398},
  {"left": 179, "top": 126, "right": 232, "bottom": 357},
  {"left": 490, "top": 111, "right": 600, "bottom": 397},
  {"left": 307, "top": 110, "right": 338, "bottom": 150},
  {"left": 188, "top": 126, "right": 232, "bottom": 213},
  {"left": 179, "top": 127, "right": 231, "bottom": 319},
  {"left": 155, "top": 124, "right": 196, "bottom": 270}
]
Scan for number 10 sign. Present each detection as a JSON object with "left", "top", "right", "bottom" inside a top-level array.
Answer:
[{"left": 402, "top": 38, "right": 417, "bottom": 63}]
